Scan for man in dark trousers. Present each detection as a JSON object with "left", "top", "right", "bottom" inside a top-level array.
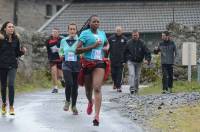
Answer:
[
  {"left": 108, "top": 26, "right": 127, "bottom": 92},
  {"left": 154, "top": 31, "right": 177, "bottom": 94},
  {"left": 123, "top": 30, "right": 151, "bottom": 95}
]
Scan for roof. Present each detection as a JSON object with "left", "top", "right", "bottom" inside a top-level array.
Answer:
[{"left": 39, "top": 0, "right": 200, "bottom": 34}]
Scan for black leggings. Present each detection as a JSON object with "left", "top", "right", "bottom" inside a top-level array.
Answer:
[
  {"left": 63, "top": 70, "right": 79, "bottom": 107},
  {"left": 0, "top": 68, "right": 17, "bottom": 106}
]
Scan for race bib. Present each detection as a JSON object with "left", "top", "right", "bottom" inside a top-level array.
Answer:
[
  {"left": 91, "top": 49, "right": 102, "bottom": 60},
  {"left": 65, "top": 52, "right": 77, "bottom": 61},
  {"left": 50, "top": 45, "right": 59, "bottom": 53}
]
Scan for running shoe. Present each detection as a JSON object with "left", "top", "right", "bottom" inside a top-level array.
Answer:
[
  {"left": 93, "top": 115, "right": 99, "bottom": 126},
  {"left": 63, "top": 101, "right": 70, "bottom": 111},
  {"left": 117, "top": 88, "right": 122, "bottom": 92},
  {"left": 87, "top": 100, "right": 93, "bottom": 115},
  {"left": 51, "top": 88, "right": 58, "bottom": 93},
  {"left": 113, "top": 85, "right": 116, "bottom": 90},
  {"left": 72, "top": 106, "right": 78, "bottom": 115},
  {"left": 1, "top": 103, "right": 6, "bottom": 115},
  {"left": 9, "top": 106, "right": 15, "bottom": 115}
]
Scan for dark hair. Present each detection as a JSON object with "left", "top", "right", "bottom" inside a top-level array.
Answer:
[
  {"left": 163, "top": 31, "right": 170, "bottom": 36},
  {"left": 0, "top": 21, "right": 17, "bottom": 40},
  {"left": 78, "top": 15, "right": 98, "bottom": 36},
  {"left": 53, "top": 27, "right": 60, "bottom": 31},
  {"left": 132, "top": 29, "right": 138, "bottom": 33},
  {"left": 68, "top": 23, "right": 78, "bottom": 30}
]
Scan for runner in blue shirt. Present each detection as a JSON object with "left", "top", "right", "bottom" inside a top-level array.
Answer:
[
  {"left": 76, "top": 15, "right": 110, "bottom": 126},
  {"left": 59, "top": 23, "right": 80, "bottom": 115}
]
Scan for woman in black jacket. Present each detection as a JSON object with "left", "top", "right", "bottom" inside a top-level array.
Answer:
[{"left": 0, "top": 21, "right": 26, "bottom": 115}]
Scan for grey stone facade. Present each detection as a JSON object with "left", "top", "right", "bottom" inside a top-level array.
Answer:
[
  {"left": 0, "top": 0, "right": 69, "bottom": 31},
  {"left": 167, "top": 22, "right": 200, "bottom": 65}
]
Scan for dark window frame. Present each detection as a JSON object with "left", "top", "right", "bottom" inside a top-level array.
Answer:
[
  {"left": 56, "top": 5, "right": 63, "bottom": 12},
  {"left": 46, "top": 4, "right": 53, "bottom": 17}
]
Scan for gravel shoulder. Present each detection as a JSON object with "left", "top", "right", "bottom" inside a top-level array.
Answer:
[{"left": 111, "top": 91, "right": 200, "bottom": 132}]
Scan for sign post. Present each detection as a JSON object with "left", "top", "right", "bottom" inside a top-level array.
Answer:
[{"left": 182, "top": 42, "right": 196, "bottom": 82}]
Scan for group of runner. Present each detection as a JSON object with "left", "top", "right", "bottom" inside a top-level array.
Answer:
[
  {"left": 0, "top": 15, "right": 177, "bottom": 127},
  {"left": 46, "top": 15, "right": 109, "bottom": 126}
]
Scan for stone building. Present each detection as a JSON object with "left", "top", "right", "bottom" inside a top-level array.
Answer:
[
  {"left": 39, "top": 0, "right": 200, "bottom": 51},
  {"left": 0, "top": 0, "right": 70, "bottom": 31}
]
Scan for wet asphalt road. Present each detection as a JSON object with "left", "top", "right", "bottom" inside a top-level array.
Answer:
[{"left": 0, "top": 85, "right": 143, "bottom": 132}]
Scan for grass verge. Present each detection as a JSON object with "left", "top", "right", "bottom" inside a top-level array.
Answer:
[
  {"left": 140, "top": 79, "right": 200, "bottom": 95},
  {"left": 15, "top": 70, "right": 51, "bottom": 94},
  {"left": 149, "top": 104, "right": 200, "bottom": 132}
]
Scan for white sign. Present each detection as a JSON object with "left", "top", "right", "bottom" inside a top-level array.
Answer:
[{"left": 182, "top": 42, "right": 196, "bottom": 66}]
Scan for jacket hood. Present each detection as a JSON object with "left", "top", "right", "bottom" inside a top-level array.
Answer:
[
  {"left": 0, "top": 33, "right": 4, "bottom": 40},
  {"left": 0, "top": 32, "right": 20, "bottom": 40}
]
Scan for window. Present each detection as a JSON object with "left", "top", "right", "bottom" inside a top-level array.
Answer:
[
  {"left": 46, "top": 4, "right": 53, "bottom": 16},
  {"left": 56, "top": 5, "right": 63, "bottom": 12}
]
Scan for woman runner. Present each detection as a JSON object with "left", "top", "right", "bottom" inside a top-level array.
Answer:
[
  {"left": 59, "top": 23, "right": 80, "bottom": 115},
  {"left": 76, "top": 15, "right": 110, "bottom": 126}
]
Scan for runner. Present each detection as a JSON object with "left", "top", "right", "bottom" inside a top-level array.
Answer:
[
  {"left": 0, "top": 21, "right": 27, "bottom": 115},
  {"left": 59, "top": 23, "right": 80, "bottom": 115},
  {"left": 46, "top": 28, "right": 65, "bottom": 93},
  {"left": 76, "top": 15, "right": 110, "bottom": 126}
]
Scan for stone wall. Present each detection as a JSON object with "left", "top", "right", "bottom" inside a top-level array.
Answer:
[
  {"left": 167, "top": 22, "right": 200, "bottom": 65},
  {"left": 0, "top": 0, "right": 14, "bottom": 23},
  {"left": 16, "top": 27, "right": 49, "bottom": 78}
]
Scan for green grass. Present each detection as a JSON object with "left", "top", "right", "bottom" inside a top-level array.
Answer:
[
  {"left": 140, "top": 79, "right": 200, "bottom": 95},
  {"left": 15, "top": 70, "right": 52, "bottom": 94},
  {"left": 149, "top": 104, "right": 200, "bottom": 132}
]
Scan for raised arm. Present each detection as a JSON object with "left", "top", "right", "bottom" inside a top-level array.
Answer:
[{"left": 76, "top": 40, "right": 101, "bottom": 54}]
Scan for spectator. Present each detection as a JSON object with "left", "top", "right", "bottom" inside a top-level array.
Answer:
[
  {"left": 154, "top": 31, "right": 177, "bottom": 94},
  {"left": 108, "top": 26, "right": 127, "bottom": 92},
  {"left": 123, "top": 30, "right": 151, "bottom": 95}
]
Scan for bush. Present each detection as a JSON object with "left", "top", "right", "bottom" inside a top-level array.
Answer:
[{"left": 140, "top": 54, "right": 161, "bottom": 83}]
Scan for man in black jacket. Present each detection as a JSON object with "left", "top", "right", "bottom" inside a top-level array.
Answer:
[
  {"left": 123, "top": 30, "right": 151, "bottom": 94},
  {"left": 108, "top": 26, "right": 127, "bottom": 92},
  {"left": 154, "top": 31, "right": 177, "bottom": 94}
]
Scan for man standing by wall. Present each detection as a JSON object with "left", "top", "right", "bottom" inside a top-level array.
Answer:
[
  {"left": 154, "top": 31, "right": 177, "bottom": 94},
  {"left": 108, "top": 26, "right": 127, "bottom": 92},
  {"left": 123, "top": 30, "right": 151, "bottom": 94}
]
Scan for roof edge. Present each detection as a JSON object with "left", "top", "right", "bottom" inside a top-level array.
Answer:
[{"left": 37, "top": 2, "right": 72, "bottom": 32}]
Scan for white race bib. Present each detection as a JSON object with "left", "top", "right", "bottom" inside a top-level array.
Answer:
[
  {"left": 50, "top": 45, "right": 59, "bottom": 53},
  {"left": 91, "top": 49, "right": 102, "bottom": 60},
  {"left": 65, "top": 52, "right": 77, "bottom": 61}
]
